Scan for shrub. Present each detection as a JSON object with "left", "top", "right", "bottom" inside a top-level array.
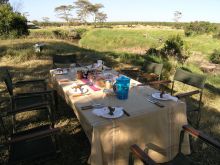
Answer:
[
  {"left": 213, "top": 31, "right": 220, "bottom": 40},
  {"left": 145, "top": 48, "right": 160, "bottom": 56},
  {"left": 210, "top": 49, "right": 220, "bottom": 64},
  {"left": 75, "top": 28, "right": 87, "bottom": 38},
  {"left": 161, "top": 35, "right": 189, "bottom": 64},
  {"left": 184, "top": 21, "right": 217, "bottom": 36},
  {"left": 52, "top": 30, "right": 67, "bottom": 39},
  {"left": 0, "top": 4, "right": 29, "bottom": 38}
]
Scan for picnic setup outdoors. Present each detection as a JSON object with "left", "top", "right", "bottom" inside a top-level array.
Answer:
[{"left": 0, "top": 0, "right": 220, "bottom": 165}]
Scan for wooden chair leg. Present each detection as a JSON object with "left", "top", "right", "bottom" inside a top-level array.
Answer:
[{"left": 128, "top": 151, "right": 135, "bottom": 165}]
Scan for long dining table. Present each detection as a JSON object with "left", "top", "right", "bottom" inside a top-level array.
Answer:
[{"left": 50, "top": 68, "right": 190, "bottom": 165}]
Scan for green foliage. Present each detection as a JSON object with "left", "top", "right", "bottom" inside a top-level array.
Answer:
[
  {"left": 161, "top": 35, "right": 189, "bottom": 64},
  {"left": 0, "top": 0, "right": 8, "bottom": 4},
  {"left": 184, "top": 21, "right": 217, "bottom": 36},
  {"left": 213, "top": 31, "right": 220, "bottom": 40},
  {"left": 29, "top": 28, "right": 87, "bottom": 40},
  {"left": 74, "top": 28, "right": 87, "bottom": 38},
  {"left": 0, "top": 4, "right": 29, "bottom": 38},
  {"left": 210, "top": 49, "right": 220, "bottom": 64},
  {"left": 54, "top": 5, "right": 74, "bottom": 24},
  {"left": 145, "top": 48, "right": 160, "bottom": 56},
  {"left": 52, "top": 30, "right": 68, "bottom": 39}
]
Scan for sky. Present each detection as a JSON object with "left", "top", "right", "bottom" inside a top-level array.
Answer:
[{"left": 9, "top": 0, "right": 220, "bottom": 23}]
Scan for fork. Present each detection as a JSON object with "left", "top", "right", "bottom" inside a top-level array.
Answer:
[{"left": 146, "top": 97, "right": 165, "bottom": 108}]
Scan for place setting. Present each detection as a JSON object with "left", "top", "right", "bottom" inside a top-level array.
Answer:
[
  {"left": 67, "top": 82, "right": 90, "bottom": 97},
  {"left": 52, "top": 68, "right": 69, "bottom": 75},
  {"left": 81, "top": 103, "right": 130, "bottom": 119},
  {"left": 146, "top": 90, "right": 178, "bottom": 108}
]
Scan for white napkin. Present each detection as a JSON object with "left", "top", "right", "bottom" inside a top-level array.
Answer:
[
  {"left": 92, "top": 107, "right": 109, "bottom": 116},
  {"left": 52, "top": 68, "right": 68, "bottom": 75},
  {"left": 168, "top": 95, "right": 178, "bottom": 102}
]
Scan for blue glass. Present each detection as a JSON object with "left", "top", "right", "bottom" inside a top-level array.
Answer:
[{"left": 115, "top": 76, "right": 130, "bottom": 100}]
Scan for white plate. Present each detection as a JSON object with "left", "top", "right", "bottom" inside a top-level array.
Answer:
[
  {"left": 54, "top": 69, "right": 68, "bottom": 75},
  {"left": 92, "top": 107, "right": 124, "bottom": 119},
  {"left": 151, "top": 92, "right": 171, "bottom": 101},
  {"left": 68, "top": 87, "right": 89, "bottom": 95}
]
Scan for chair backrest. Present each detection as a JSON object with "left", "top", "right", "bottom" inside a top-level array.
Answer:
[
  {"left": 52, "top": 55, "right": 78, "bottom": 68},
  {"left": 0, "top": 68, "right": 13, "bottom": 96},
  {"left": 142, "top": 62, "right": 163, "bottom": 77},
  {"left": 173, "top": 69, "right": 206, "bottom": 89}
]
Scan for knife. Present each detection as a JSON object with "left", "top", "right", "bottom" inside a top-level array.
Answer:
[
  {"left": 81, "top": 104, "right": 104, "bottom": 110},
  {"left": 146, "top": 98, "right": 165, "bottom": 108},
  {"left": 122, "top": 109, "right": 130, "bottom": 116}
]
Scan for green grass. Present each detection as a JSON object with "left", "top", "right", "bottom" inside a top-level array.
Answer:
[
  {"left": 185, "top": 35, "right": 220, "bottom": 57},
  {"left": 80, "top": 28, "right": 220, "bottom": 57},
  {"left": 80, "top": 28, "right": 183, "bottom": 51}
]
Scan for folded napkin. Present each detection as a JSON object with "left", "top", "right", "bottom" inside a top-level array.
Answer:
[
  {"left": 167, "top": 95, "right": 178, "bottom": 102},
  {"left": 92, "top": 107, "right": 109, "bottom": 116},
  {"left": 52, "top": 68, "right": 68, "bottom": 75},
  {"left": 81, "top": 79, "right": 101, "bottom": 91},
  {"left": 92, "top": 107, "right": 124, "bottom": 119},
  {"left": 58, "top": 79, "right": 71, "bottom": 85}
]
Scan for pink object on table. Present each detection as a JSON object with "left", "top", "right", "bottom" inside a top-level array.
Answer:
[{"left": 81, "top": 79, "right": 101, "bottom": 91}]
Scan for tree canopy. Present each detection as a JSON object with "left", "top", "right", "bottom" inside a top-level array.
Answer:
[
  {"left": 74, "top": 0, "right": 107, "bottom": 24},
  {"left": 53, "top": 0, "right": 107, "bottom": 25},
  {"left": 54, "top": 5, "right": 74, "bottom": 24},
  {"left": 0, "top": 0, "right": 9, "bottom": 4},
  {"left": 0, "top": 4, "right": 29, "bottom": 38}
]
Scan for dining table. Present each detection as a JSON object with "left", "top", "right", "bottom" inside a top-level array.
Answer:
[{"left": 49, "top": 67, "right": 190, "bottom": 165}]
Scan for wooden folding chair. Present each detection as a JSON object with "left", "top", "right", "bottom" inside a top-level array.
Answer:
[{"left": 129, "top": 125, "right": 220, "bottom": 165}]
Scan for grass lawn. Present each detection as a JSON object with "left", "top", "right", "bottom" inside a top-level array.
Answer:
[{"left": 0, "top": 26, "right": 220, "bottom": 164}]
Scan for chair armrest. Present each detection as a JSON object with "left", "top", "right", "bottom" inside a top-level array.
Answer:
[
  {"left": 147, "top": 80, "right": 172, "bottom": 85},
  {"left": 183, "top": 125, "right": 220, "bottom": 150},
  {"left": 14, "top": 79, "right": 46, "bottom": 87},
  {"left": 9, "top": 127, "right": 60, "bottom": 144},
  {"left": 130, "top": 144, "right": 157, "bottom": 165},
  {"left": 175, "top": 90, "right": 200, "bottom": 99}
]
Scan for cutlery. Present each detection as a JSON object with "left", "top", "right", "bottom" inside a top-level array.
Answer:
[
  {"left": 146, "top": 98, "right": 165, "bottom": 108},
  {"left": 81, "top": 104, "right": 104, "bottom": 110},
  {"left": 122, "top": 109, "right": 130, "bottom": 117}
]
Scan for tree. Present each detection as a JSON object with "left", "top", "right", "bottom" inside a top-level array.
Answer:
[
  {"left": 88, "top": 3, "right": 103, "bottom": 26},
  {"left": 54, "top": 5, "right": 74, "bottom": 25},
  {"left": 96, "top": 12, "right": 107, "bottom": 23},
  {"left": 74, "top": 0, "right": 92, "bottom": 24},
  {"left": 0, "top": 4, "right": 29, "bottom": 38},
  {"left": 42, "top": 17, "right": 50, "bottom": 22},
  {"left": 173, "top": 11, "right": 182, "bottom": 22},
  {"left": 74, "top": 0, "right": 107, "bottom": 25},
  {"left": 0, "top": 0, "right": 9, "bottom": 4}
]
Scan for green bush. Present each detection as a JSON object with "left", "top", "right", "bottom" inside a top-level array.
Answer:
[
  {"left": 184, "top": 21, "right": 217, "bottom": 36},
  {"left": 161, "top": 35, "right": 189, "bottom": 64},
  {"left": 29, "top": 28, "right": 87, "bottom": 40},
  {"left": 0, "top": 4, "right": 29, "bottom": 38},
  {"left": 52, "top": 30, "right": 68, "bottom": 39},
  {"left": 145, "top": 48, "right": 159, "bottom": 56},
  {"left": 75, "top": 28, "right": 87, "bottom": 38},
  {"left": 213, "top": 31, "right": 220, "bottom": 40},
  {"left": 210, "top": 49, "right": 220, "bottom": 64}
]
